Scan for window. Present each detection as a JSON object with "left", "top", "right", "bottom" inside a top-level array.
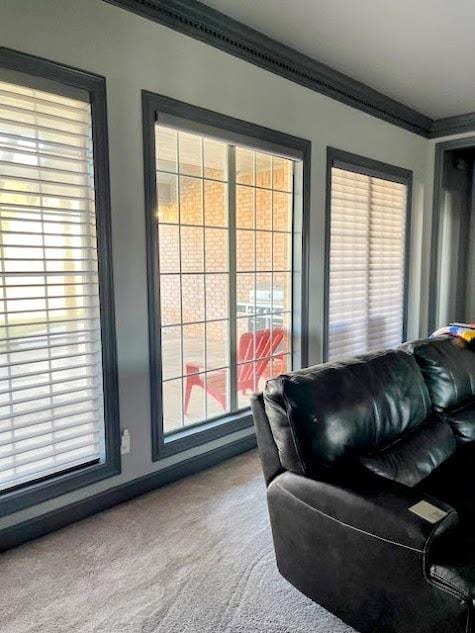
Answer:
[
  {"left": 0, "top": 49, "right": 119, "bottom": 513},
  {"left": 325, "top": 148, "right": 412, "bottom": 361},
  {"left": 157, "top": 135, "right": 292, "bottom": 430},
  {"left": 143, "top": 93, "right": 309, "bottom": 458}
]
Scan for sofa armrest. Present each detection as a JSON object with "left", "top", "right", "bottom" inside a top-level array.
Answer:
[
  {"left": 266, "top": 470, "right": 466, "bottom": 632},
  {"left": 269, "top": 470, "right": 458, "bottom": 556}
]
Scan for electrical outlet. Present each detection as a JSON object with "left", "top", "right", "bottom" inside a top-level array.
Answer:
[{"left": 120, "top": 428, "right": 131, "bottom": 455}]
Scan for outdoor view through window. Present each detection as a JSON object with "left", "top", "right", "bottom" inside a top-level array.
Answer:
[
  {"left": 0, "top": 78, "right": 105, "bottom": 491},
  {"left": 155, "top": 126, "right": 294, "bottom": 433}
]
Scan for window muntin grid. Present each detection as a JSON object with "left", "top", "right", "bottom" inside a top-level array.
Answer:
[
  {"left": 155, "top": 126, "right": 294, "bottom": 433},
  {"left": 0, "top": 78, "right": 105, "bottom": 491}
]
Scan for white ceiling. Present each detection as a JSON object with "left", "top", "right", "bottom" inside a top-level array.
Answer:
[{"left": 201, "top": 0, "right": 475, "bottom": 120}]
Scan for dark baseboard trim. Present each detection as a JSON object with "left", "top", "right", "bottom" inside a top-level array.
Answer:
[
  {"left": 430, "top": 113, "right": 475, "bottom": 138},
  {"left": 102, "top": 0, "right": 432, "bottom": 137},
  {"left": 0, "top": 433, "right": 257, "bottom": 553}
]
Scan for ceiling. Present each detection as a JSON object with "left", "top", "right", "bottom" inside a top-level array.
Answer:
[{"left": 201, "top": 0, "right": 475, "bottom": 120}]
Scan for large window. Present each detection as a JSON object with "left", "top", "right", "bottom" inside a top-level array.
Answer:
[
  {"left": 0, "top": 50, "right": 119, "bottom": 512},
  {"left": 144, "top": 93, "right": 309, "bottom": 458},
  {"left": 325, "top": 149, "right": 412, "bottom": 361}
]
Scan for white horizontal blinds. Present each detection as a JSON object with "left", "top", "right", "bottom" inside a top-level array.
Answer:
[
  {"left": 328, "top": 168, "right": 370, "bottom": 359},
  {"left": 368, "top": 175, "right": 407, "bottom": 351},
  {"left": 328, "top": 166, "right": 407, "bottom": 361},
  {"left": 0, "top": 79, "right": 105, "bottom": 491}
]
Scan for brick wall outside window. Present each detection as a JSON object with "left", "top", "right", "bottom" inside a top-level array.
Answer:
[{"left": 159, "top": 165, "right": 291, "bottom": 339}]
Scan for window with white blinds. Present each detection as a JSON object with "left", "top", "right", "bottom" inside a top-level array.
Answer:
[
  {"left": 0, "top": 77, "right": 106, "bottom": 491},
  {"left": 327, "top": 163, "right": 409, "bottom": 361}
]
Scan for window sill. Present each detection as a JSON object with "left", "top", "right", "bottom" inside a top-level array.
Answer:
[
  {"left": 0, "top": 459, "right": 121, "bottom": 519},
  {"left": 153, "top": 408, "right": 255, "bottom": 460}
]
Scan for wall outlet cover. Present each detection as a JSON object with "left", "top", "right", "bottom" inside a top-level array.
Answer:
[{"left": 120, "top": 429, "right": 131, "bottom": 455}]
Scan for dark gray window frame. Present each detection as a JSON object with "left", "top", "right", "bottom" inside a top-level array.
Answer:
[
  {"left": 0, "top": 48, "right": 121, "bottom": 518},
  {"left": 428, "top": 135, "right": 475, "bottom": 334},
  {"left": 142, "top": 91, "right": 310, "bottom": 461},
  {"left": 323, "top": 147, "right": 413, "bottom": 361}
]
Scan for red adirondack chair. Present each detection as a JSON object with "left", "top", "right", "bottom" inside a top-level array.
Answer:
[{"left": 184, "top": 327, "right": 286, "bottom": 414}]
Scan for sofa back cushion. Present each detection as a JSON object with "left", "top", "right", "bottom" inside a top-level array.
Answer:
[
  {"left": 263, "top": 350, "right": 432, "bottom": 476},
  {"left": 409, "top": 336, "right": 475, "bottom": 411}
]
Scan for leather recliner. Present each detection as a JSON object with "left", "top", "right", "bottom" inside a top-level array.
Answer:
[
  {"left": 408, "top": 335, "right": 475, "bottom": 443},
  {"left": 251, "top": 346, "right": 475, "bottom": 633}
]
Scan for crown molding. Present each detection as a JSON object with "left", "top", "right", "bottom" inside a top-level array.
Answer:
[
  {"left": 103, "top": 0, "right": 433, "bottom": 137},
  {"left": 102, "top": 0, "right": 475, "bottom": 141},
  {"left": 430, "top": 112, "right": 475, "bottom": 139}
]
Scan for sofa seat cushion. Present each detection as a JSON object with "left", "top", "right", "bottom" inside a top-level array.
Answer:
[
  {"left": 263, "top": 350, "right": 432, "bottom": 475},
  {"left": 360, "top": 417, "right": 456, "bottom": 487},
  {"left": 430, "top": 532, "right": 475, "bottom": 601},
  {"left": 416, "top": 443, "right": 475, "bottom": 523},
  {"left": 441, "top": 400, "right": 475, "bottom": 443}
]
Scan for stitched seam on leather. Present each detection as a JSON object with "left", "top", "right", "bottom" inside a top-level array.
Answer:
[
  {"left": 464, "top": 345, "right": 475, "bottom": 396},
  {"left": 440, "top": 344, "right": 459, "bottom": 405},
  {"left": 273, "top": 481, "right": 424, "bottom": 553},
  {"left": 371, "top": 412, "right": 432, "bottom": 455},
  {"left": 423, "top": 509, "right": 457, "bottom": 563},
  {"left": 364, "top": 362, "right": 380, "bottom": 448},
  {"left": 450, "top": 401, "right": 473, "bottom": 415},
  {"left": 412, "top": 355, "right": 431, "bottom": 419},
  {"left": 431, "top": 571, "right": 471, "bottom": 601},
  {"left": 422, "top": 508, "right": 463, "bottom": 601},
  {"left": 430, "top": 576, "right": 469, "bottom": 604},
  {"left": 280, "top": 380, "right": 307, "bottom": 476},
  {"left": 351, "top": 360, "right": 379, "bottom": 448},
  {"left": 371, "top": 391, "right": 381, "bottom": 448}
]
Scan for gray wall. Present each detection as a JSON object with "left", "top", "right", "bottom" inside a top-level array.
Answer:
[{"left": 0, "top": 0, "right": 431, "bottom": 530}]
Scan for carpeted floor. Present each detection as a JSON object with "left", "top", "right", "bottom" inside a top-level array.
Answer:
[{"left": 0, "top": 450, "right": 356, "bottom": 633}]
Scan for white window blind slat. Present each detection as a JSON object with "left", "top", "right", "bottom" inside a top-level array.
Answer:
[
  {"left": 0, "top": 336, "right": 99, "bottom": 357},
  {"left": 0, "top": 87, "right": 89, "bottom": 113},
  {"left": 0, "top": 134, "right": 87, "bottom": 156},
  {"left": 0, "top": 112, "right": 90, "bottom": 136},
  {"left": 0, "top": 422, "right": 100, "bottom": 455},
  {"left": 0, "top": 418, "right": 100, "bottom": 450},
  {"left": 0, "top": 208, "right": 96, "bottom": 222},
  {"left": 0, "top": 102, "right": 91, "bottom": 125},
  {"left": 0, "top": 438, "right": 101, "bottom": 475},
  {"left": 328, "top": 166, "right": 407, "bottom": 361},
  {"left": 0, "top": 383, "right": 98, "bottom": 411},
  {"left": 0, "top": 148, "right": 89, "bottom": 170},
  {"left": 0, "top": 359, "right": 99, "bottom": 383},
  {"left": 0, "top": 449, "right": 100, "bottom": 489},
  {"left": 0, "top": 375, "right": 98, "bottom": 398},
  {"left": 0, "top": 78, "right": 105, "bottom": 491},
  {"left": 0, "top": 327, "right": 97, "bottom": 345}
]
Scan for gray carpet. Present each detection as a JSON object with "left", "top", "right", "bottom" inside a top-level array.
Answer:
[{"left": 0, "top": 450, "right": 355, "bottom": 633}]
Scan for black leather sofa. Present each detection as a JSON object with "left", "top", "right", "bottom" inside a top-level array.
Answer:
[
  {"left": 409, "top": 335, "right": 475, "bottom": 444},
  {"left": 251, "top": 338, "right": 475, "bottom": 633}
]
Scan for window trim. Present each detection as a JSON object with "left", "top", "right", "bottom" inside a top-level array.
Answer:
[
  {"left": 323, "top": 147, "right": 413, "bottom": 362},
  {"left": 0, "top": 48, "right": 120, "bottom": 517},
  {"left": 428, "top": 135, "right": 475, "bottom": 334},
  {"left": 142, "top": 91, "right": 310, "bottom": 461}
]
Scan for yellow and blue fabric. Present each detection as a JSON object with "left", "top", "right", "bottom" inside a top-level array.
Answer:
[{"left": 432, "top": 322, "right": 475, "bottom": 344}]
